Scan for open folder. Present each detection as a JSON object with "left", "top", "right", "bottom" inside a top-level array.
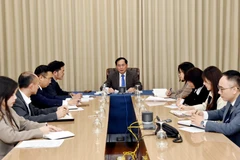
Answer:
[
  {"left": 43, "top": 131, "right": 75, "bottom": 140},
  {"left": 178, "top": 120, "right": 204, "bottom": 129},
  {"left": 54, "top": 113, "right": 74, "bottom": 121}
]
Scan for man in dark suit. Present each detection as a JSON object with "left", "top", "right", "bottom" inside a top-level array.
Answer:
[
  {"left": 191, "top": 70, "right": 240, "bottom": 147},
  {"left": 102, "top": 57, "right": 142, "bottom": 93},
  {"left": 13, "top": 72, "right": 68, "bottom": 122},
  {"left": 31, "top": 65, "right": 79, "bottom": 108},
  {"left": 43, "top": 60, "right": 81, "bottom": 99}
]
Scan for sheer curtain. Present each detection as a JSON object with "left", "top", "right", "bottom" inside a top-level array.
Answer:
[{"left": 0, "top": 0, "right": 239, "bottom": 91}]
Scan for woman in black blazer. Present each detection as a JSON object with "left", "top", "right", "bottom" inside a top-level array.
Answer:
[{"left": 182, "top": 67, "right": 209, "bottom": 106}]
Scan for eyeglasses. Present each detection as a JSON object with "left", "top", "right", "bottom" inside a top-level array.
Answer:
[{"left": 217, "top": 85, "right": 234, "bottom": 91}]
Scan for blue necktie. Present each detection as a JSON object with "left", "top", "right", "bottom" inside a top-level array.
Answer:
[{"left": 121, "top": 74, "right": 125, "bottom": 87}]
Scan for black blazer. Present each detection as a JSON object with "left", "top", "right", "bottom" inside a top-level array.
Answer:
[
  {"left": 183, "top": 86, "right": 209, "bottom": 106},
  {"left": 13, "top": 90, "right": 58, "bottom": 122},
  {"left": 31, "top": 88, "right": 64, "bottom": 108},
  {"left": 43, "top": 78, "right": 71, "bottom": 99},
  {"left": 102, "top": 70, "right": 142, "bottom": 90}
]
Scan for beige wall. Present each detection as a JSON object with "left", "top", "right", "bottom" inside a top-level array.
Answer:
[{"left": 0, "top": 0, "right": 239, "bottom": 91}]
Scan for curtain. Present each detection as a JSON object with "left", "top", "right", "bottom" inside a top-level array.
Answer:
[{"left": 0, "top": 0, "right": 239, "bottom": 91}]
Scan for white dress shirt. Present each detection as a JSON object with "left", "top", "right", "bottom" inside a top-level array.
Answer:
[{"left": 19, "top": 89, "right": 32, "bottom": 116}]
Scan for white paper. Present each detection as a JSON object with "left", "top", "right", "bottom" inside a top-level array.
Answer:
[
  {"left": 179, "top": 127, "right": 205, "bottom": 133},
  {"left": 170, "top": 110, "right": 191, "bottom": 117},
  {"left": 69, "top": 107, "right": 84, "bottom": 112},
  {"left": 152, "top": 88, "right": 168, "bottom": 97},
  {"left": 59, "top": 113, "right": 74, "bottom": 120},
  {"left": 164, "top": 104, "right": 178, "bottom": 109},
  {"left": 178, "top": 120, "right": 192, "bottom": 126},
  {"left": 145, "top": 96, "right": 176, "bottom": 102},
  {"left": 43, "top": 131, "right": 75, "bottom": 140},
  {"left": 145, "top": 101, "right": 166, "bottom": 107},
  {"left": 16, "top": 140, "right": 64, "bottom": 148},
  {"left": 68, "top": 105, "right": 78, "bottom": 110},
  {"left": 81, "top": 97, "right": 94, "bottom": 102}
]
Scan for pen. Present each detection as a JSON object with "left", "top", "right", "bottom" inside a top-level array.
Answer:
[{"left": 195, "top": 110, "right": 198, "bottom": 114}]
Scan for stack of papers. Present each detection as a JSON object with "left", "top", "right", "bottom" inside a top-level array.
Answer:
[
  {"left": 152, "top": 88, "right": 167, "bottom": 97},
  {"left": 58, "top": 113, "right": 74, "bottom": 121},
  {"left": 178, "top": 120, "right": 204, "bottom": 129},
  {"left": 170, "top": 110, "right": 191, "bottom": 117},
  {"left": 68, "top": 105, "right": 78, "bottom": 110},
  {"left": 16, "top": 140, "right": 64, "bottom": 148},
  {"left": 145, "top": 96, "right": 176, "bottom": 102},
  {"left": 43, "top": 131, "right": 75, "bottom": 140},
  {"left": 179, "top": 127, "right": 205, "bottom": 133}
]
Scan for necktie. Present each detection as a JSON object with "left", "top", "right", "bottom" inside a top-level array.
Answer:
[
  {"left": 224, "top": 104, "right": 233, "bottom": 123},
  {"left": 121, "top": 74, "right": 125, "bottom": 87},
  {"left": 27, "top": 103, "right": 32, "bottom": 116}
]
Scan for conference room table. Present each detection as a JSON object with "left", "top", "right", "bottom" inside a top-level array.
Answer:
[
  {"left": 3, "top": 97, "right": 109, "bottom": 160},
  {"left": 132, "top": 96, "right": 240, "bottom": 160},
  {"left": 3, "top": 92, "right": 240, "bottom": 160}
]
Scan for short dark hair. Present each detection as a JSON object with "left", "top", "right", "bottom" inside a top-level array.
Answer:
[
  {"left": 222, "top": 70, "right": 240, "bottom": 88},
  {"left": 185, "top": 67, "right": 203, "bottom": 88},
  {"left": 48, "top": 60, "right": 65, "bottom": 72},
  {"left": 18, "top": 72, "right": 37, "bottom": 88},
  {"left": 202, "top": 66, "right": 222, "bottom": 110},
  {"left": 34, "top": 65, "right": 51, "bottom": 77},
  {"left": 178, "top": 62, "right": 195, "bottom": 75},
  {"left": 115, "top": 57, "right": 128, "bottom": 65}
]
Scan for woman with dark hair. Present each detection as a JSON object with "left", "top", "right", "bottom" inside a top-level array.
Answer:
[
  {"left": 177, "top": 67, "right": 209, "bottom": 106},
  {"left": 0, "top": 76, "right": 61, "bottom": 159},
  {"left": 166, "top": 62, "right": 195, "bottom": 98},
  {"left": 179, "top": 66, "right": 226, "bottom": 110}
]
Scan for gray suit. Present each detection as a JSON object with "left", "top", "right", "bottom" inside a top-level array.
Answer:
[
  {"left": 13, "top": 90, "right": 58, "bottom": 123},
  {"left": 205, "top": 95, "right": 240, "bottom": 147},
  {"left": 103, "top": 70, "right": 142, "bottom": 90},
  {"left": 0, "top": 108, "right": 44, "bottom": 159}
]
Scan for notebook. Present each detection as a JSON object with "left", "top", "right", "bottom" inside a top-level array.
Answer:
[
  {"left": 43, "top": 131, "right": 75, "bottom": 140},
  {"left": 178, "top": 120, "right": 204, "bottom": 129},
  {"left": 55, "top": 113, "right": 74, "bottom": 121},
  {"left": 170, "top": 110, "right": 191, "bottom": 117}
]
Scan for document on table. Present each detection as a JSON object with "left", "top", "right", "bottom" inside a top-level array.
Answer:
[
  {"left": 170, "top": 110, "right": 191, "bottom": 117},
  {"left": 145, "top": 101, "right": 166, "bottom": 107},
  {"left": 16, "top": 140, "right": 64, "bottom": 148},
  {"left": 145, "top": 96, "right": 176, "bottom": 102},
  {"left": 152, "top": 88, "right": 168, "bottom": 97},
  {"left": 68, "top": 105, "right": 78, "bottom": 110},
  {"left": 43, "top": 131, "right": 75, "bottom": 140},
  {"left": 164, "top": 104, "right": 178, "bottom": 109},
  {"left": 69, "top": 107, "right": 84, "bottom": 111},
  {"left": 178, "top": 120, "right": 204, "bottom": 129},
  {"left": 179, "top": 127, "right": 205, "bottom": 133},
  {"left": 58, "top": 113, "right": 74, "bottom": 121}
]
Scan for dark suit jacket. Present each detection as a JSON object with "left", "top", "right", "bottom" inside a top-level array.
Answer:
[
  {"left": 205, "top": 95, "right": 240, "bottom": 147},
  {"left": 13, "top": 90, "right": 58, "bottom": 122},
  {"left": 43, "top": 78, "right": 70, "bottom": 99},
  {"left": 183, "top": 86, "right": 209, "bottom": 106},
  {"left": 102, "top": 70, "right": 142, "bottom": 90},
  {"left": 31, "top": 88, "right": 64, "bottom": 108}
]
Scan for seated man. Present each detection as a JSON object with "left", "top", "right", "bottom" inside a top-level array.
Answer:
[
  {"left": 43, "top": 60, "right": 81, "bottom": 99},
  {"left": 31, "top": 65, "right": 78, "bottom": 108},
  {"left": 13, "top": 72, "right": 68, "bottom": 122},
  {"left": 101, "top": 57, "right": 142, "bottom": 93},
  {"left": 191, "top": 70, "right": 240, "bottom": 147}
]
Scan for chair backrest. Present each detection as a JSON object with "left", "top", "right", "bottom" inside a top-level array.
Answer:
[{"left": 106, "top": 68, "right": 140, "bottom": 80}]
